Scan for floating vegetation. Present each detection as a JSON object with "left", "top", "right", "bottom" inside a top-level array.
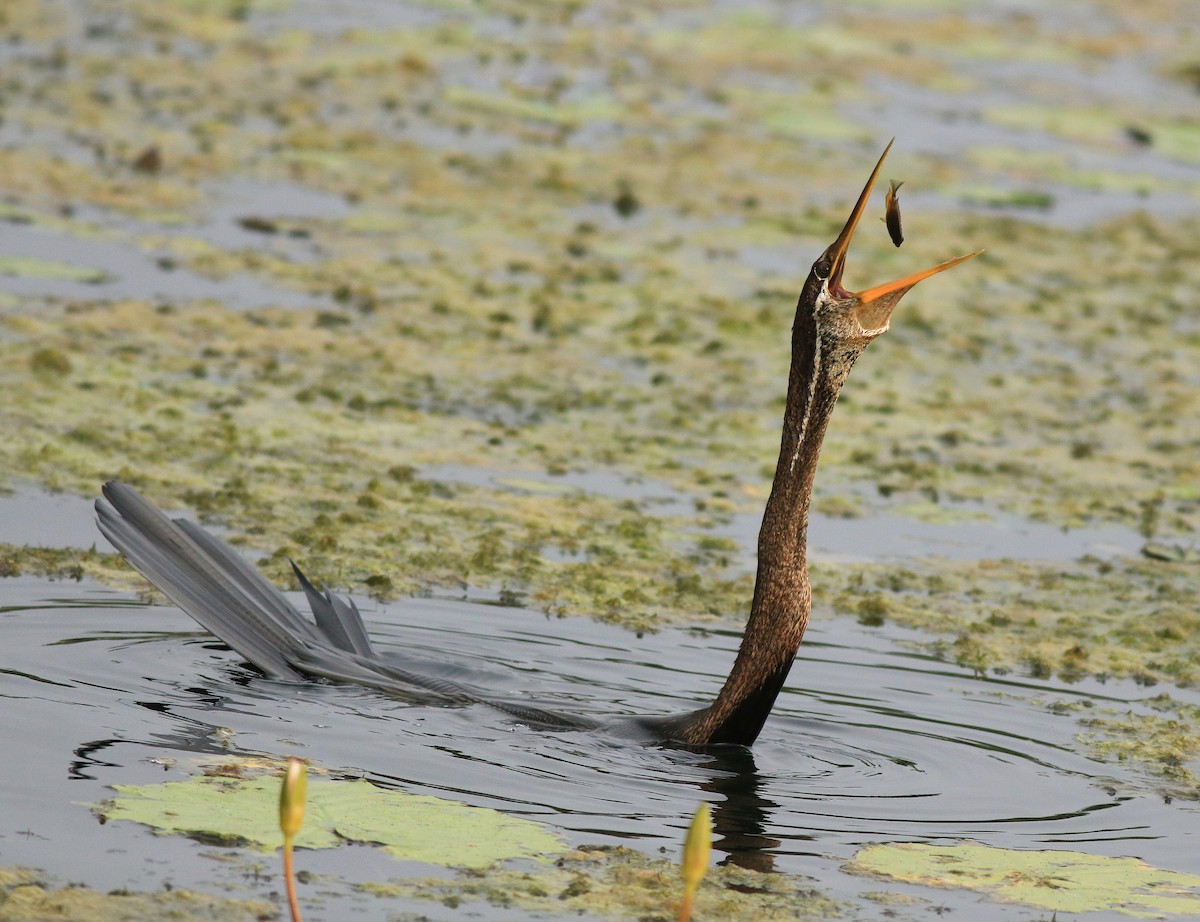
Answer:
[
  {"left": 846, "top": 842, "right": 1200, "bottom": 918},
  {"left": 97, "top": 763, "right": 565, "bottom": 869},
  {"left": 363, "top": 844, "right": 844, "bottom": 921},
  {"left": 819, "top": 554, "right": 1200, "bottom": 688},
  {"left": 0, "top": 865, "right": 274, "bottom": 922},
  {"left": 1078, "top": 695, "right": 1200, "bottom": 799},
  {"left": 0, "top": 257, "right": 108, "bottom": 284}
]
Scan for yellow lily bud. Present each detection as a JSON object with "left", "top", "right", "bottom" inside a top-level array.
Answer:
[
  {"left": 279, "top": 757, "right": 308, "bottom": 842},
  {"left": 678, "top": 802, "right": 712, "bottom": 922}
]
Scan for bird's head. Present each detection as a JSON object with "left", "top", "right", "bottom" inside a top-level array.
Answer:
[{"left": 803, "top": 140, "right": 981, "bottom": 347}]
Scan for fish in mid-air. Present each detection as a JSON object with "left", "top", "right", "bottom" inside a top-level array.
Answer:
[{"left": 884, "top": 179, "right": 904, "bottom": 247}]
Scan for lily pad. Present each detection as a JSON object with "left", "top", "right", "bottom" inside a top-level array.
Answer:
[
  {"left": 99, "top": 772, "right": 565, "bottom": 869},
  {"left": 846, "top": 842, "right": 1200, "bottom": 918}
]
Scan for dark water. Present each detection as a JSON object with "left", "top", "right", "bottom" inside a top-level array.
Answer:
[{"left": 2, "top": 574, "right": 1196, "bottom": 920}]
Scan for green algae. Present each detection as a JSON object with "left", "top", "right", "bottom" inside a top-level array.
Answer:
[
  {"left": 967, "top": 144, "right": 1197, "bottom": 196},
  {"left": 0, "top": 294, "right": 756, "bottom": 626},
  {"left": 362, "top": 845, "right": 844, "bottom": 921},
  {"left": 722, "top": 86, "right": 872, "bottom": 144},
  {"left": 986, "top": 104, "right": 1200, "bottom": 166},
  {"left": 442, "top": 86, "right": 625, "bottom": 128},
  {"left": 0, "top": 866, "right": 274, "bottom": 922},
  {"left": 162, "top": 0, "right": 289, "bottom": 14},
  {"left": 888, "top": 499, "right": 991, "bottom": 525},
  {"left": 846, "top": 842, "right": 1200, "bottom": 918},
  {"left": 819, "top": 554, "right": 1200, "bottom": 688},
  {"left": 0, "top": 0, "right": 1196, "bottom": 646},
  {"left": 1077, "top": 694, "right": 1200, "bottom": 799},
  {"left": 944, "top": 183, "right": 1055, "bottom": 210},
  {"left": 0, "top": 0, "right": 1194, "bottom": 696},
  {"left": 0, "top": 543, "right": 102, "bottom": 582},
  {"left": 1143, "top": 541, "right": 1200, "bottom": 563},
  {"left": 0, "top": 257, "right": 108, "bottom": 284},
  {"left": 98, "top": 765, "right": 565, "bottom": 869}
]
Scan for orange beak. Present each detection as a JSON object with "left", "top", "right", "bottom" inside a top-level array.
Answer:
[{"left": 826, "top": 139, "right": 982, "bottom": 331}]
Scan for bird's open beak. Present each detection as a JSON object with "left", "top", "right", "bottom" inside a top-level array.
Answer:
[{"left": 826, "top": 139, "right": 982, "bottom": 332}]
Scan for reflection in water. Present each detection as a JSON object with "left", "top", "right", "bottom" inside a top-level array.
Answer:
[
  {"left": 2, "top": 576, "right": 1197, "bottom": 918},
  {"left": 693, "top": 747, "right": 782, "bottom": 873}
]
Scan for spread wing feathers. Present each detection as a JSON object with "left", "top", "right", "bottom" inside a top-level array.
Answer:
[
  {"left": 95, "top": 481, "right": 594, "bottom": 729},
  {"left": 96, "top": 481, "right": 311, "bottom": 680},
  {"left": 289, "top": 560, "right": 374, "bottom": 658}
]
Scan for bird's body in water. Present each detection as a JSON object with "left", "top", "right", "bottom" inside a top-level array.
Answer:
[{"left": 96, "top": 142, "right": 980, "bottom": 748}]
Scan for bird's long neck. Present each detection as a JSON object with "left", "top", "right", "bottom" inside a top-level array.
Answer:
[{"left": 678, "top": 295, "right": 859, "bottom": 746}]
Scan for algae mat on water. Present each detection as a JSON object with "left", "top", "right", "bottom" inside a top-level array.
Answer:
[
  {"left": 98, "top": 772, "right": 564, "bottom": 869},
  {"left": 0, "top": 864, "right": 273, "bottom": 922},
  {"left": 0, "top": 0, "right": 1197, "bottom": 647},
  {"left": 371, "top": 844, "right": 845, "bottom": 921},
  {"left": 0, "top": 866, "right": 273, "bottom": 922},
  {"left": 847, "top": 842, "right": 1200, "bottom": 918}
]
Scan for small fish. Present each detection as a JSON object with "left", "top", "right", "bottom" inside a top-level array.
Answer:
[{"left": 884, "top": 179, "right": 904, "bottom": 247}]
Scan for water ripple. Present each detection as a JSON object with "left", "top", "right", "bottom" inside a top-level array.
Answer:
[{"left": 2, "top": 576, "right": 1196, "bottom": 911}]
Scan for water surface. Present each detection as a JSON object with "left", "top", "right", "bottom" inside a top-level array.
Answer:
[{"left": 3, "top": 575, "right": 1196, "bottom": 919}]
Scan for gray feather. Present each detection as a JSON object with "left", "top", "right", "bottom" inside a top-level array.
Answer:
[{"left": 95, "top": 481, "right": 597, "bottom": 729}]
